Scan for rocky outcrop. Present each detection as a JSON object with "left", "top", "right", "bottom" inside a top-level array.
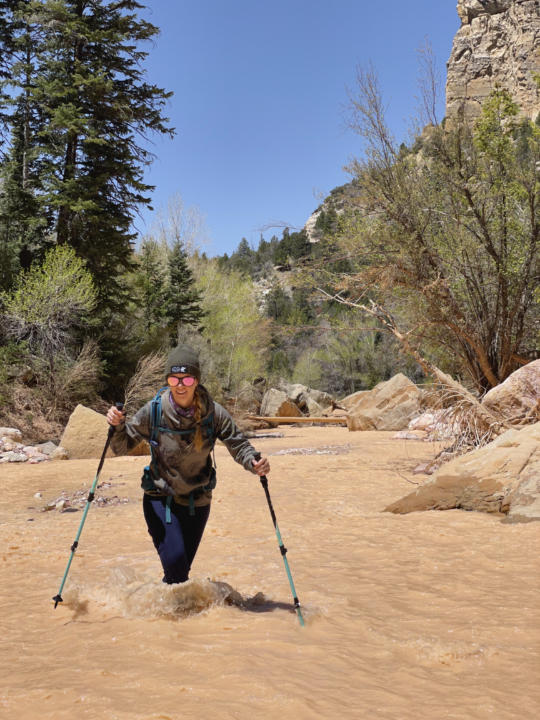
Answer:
[
  {"left": 482, "top": 359, "right": 540, "bottom": 423},
  {"left": 446, "top": 0, "right": 540, "bottom": 120},
  {"left": 346, "top": 373, "right": 423, "bottom": 431},
  {"left": 304, "top": 181, "right": 362, "bottom": 243},
  {"left": 385, "top": 422, "right": 540, "bottom": 522},
  {"left": 457, "top": 1, "right": 514, "bottom": 23}
]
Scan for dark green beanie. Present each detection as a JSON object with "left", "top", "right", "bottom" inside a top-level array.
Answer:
[{"left": 165, "top": 345, "right": 201, "bottom": 380}]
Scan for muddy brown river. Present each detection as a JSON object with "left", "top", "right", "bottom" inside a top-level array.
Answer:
[{"left": 1, "top": 427, "right": 538, "bottom": 719}]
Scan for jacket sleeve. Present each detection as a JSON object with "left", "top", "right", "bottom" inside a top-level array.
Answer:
[
  {"left": 214, "top": 402, "right": 258, "bottom": 472},
  {"left": 110, "top": 401, "right": 152, "bottom": 456}
]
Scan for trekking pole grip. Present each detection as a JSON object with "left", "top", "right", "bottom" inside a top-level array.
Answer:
[{"left": 107, "top": 401, "right": 125, "bottom": 438}]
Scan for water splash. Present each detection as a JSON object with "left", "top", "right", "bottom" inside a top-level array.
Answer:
[{"left": 62, "top": 567, "right": 268, "bottom": 620}]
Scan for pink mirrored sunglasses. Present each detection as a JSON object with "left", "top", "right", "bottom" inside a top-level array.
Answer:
[{"left": 167, "top": 375, "right": 197, "bottom": 388}]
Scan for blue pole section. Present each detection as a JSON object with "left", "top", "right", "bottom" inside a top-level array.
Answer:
[
  {"left": 52, "top": 403, "right": 123, "bottom": 608},
  {"left": 255, "top": 453, "right": 305, "bottom": 627}
]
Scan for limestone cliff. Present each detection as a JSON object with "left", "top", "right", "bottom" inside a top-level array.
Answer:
[
  {"left": 446, "top": 0, "right": 540, "bottom": 120},
  {"left": 304, "top": 1, "right": 539, "bottom": 239}
]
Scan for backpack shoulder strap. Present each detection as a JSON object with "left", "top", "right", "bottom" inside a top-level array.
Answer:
[{"left": 148, "top": 386, "right": 168, "bottom": 465}]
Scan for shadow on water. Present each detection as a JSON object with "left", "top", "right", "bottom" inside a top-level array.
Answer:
[
  {"left": 228, "top": 595, "right": 297, "bottom": 615},
  {"left": 206, "top": 580, "right": 298, "bottom": 615}
]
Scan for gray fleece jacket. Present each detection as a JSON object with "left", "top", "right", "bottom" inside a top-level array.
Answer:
[{"left": 110, "top": 386, "right": 257, "bottom": 507}]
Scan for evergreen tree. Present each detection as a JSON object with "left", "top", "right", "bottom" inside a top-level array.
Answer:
[
  {"left": 0, "top": 0, "right": 174, "bottom": 311},
  {"left": 136, "top": 238, "right": 168, "bottom": 333},
  {"left": 228, "top": 237, "right": 253, "bottom": 274},
  {"left": 165, "top": 239, "right": 205, "bottom": 344},
  {"left": 288, "top": 228, "right": 311, "bottom": 260},
  {"left": 0, "top": 1, "right": 20, "bottom": 149},
  {"left": 0, "top": 2, "right": 49, "bottom": 289},
  {"left": 265, "top": 283, "right": 292, "bottom": 323}
]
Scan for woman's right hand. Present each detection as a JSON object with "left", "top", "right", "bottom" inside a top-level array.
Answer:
[{"left": 106, "top": 405, "right": 126, "bottom": 426}]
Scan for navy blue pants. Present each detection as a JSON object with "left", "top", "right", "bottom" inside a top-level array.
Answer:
[{"left": 142, "top": 495, "right": 211, "bottom": 584}]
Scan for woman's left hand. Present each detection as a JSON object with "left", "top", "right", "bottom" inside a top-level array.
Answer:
[{"left": 252, "top": 456, "right": 270, "bottom": 476}]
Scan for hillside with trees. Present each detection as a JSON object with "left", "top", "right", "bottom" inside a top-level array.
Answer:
[{"left": 0, "top": 1, "right": 537, "bottom": 441}]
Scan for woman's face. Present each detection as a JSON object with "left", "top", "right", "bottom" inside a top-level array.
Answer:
[{"left": 167, "top": 374, "right": 199, "bottom": 408}]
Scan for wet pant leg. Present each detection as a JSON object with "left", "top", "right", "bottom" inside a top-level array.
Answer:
[{"left": 142, "top": 495, "right": 211, "bottom": 584}]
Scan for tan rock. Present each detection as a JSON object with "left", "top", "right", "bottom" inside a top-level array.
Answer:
[
  {"left": 457, "top": 1, "right": 513, "bottom": 24},
  {"left": 328, "top": 407, "right": 348, "bottom": 418},
  {"left": 260, "top": 389, "right": 303, "bottom": 418},
  {"left": 339, "top": 390, "right": 369, "bottom": 410},
  {"left": 346, "top": 374, "right": 423, "bottom": 431},
  {"left": 58, "top": 405, "right": 111, "bottom": 459},
  {"left": 482, "top": 359, "right": 540, "bottom": 423},
  {"left": 447, "top": 1, "right": 540, "bottom": 121},
  {"left": 303, "top": 395, "right": 324, "bottom": 416},
  {"left": 503, "top": 466, "right": 540, "bottom": 523},
  {"left": 59, "top": 405, "right": 150, "bottom": 459},
  {"left": 385, "top": 422, "right": 540, "bottom": 522},
  {"left": 51, "top": 446, "right": 69, "bottom": 460},
  {"left": 278, "top": 382, "right": 334, "bottom": 416}
]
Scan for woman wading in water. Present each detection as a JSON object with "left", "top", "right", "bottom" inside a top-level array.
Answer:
[{"left": 107, "top": 345, "right": 270, "bottom": 584}]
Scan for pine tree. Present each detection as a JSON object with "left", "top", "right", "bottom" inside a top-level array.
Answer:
[
  {"left": 136, "top": 238, "right": 168, "bottom": 333},
  {"left": 0, "top": 1, "right": 20, "bottom": 147},
  {"left": 165, "top": 240, "right": 205, "bottom": 344},
  {"left": 229, "top": 237, "right": 253, "bottom": 275},
  {"left": 0, "top": 1, "right": 174, "bottom": 310},
  {"left": 0, "top": 2, "right": 50, "bottom": 289}
]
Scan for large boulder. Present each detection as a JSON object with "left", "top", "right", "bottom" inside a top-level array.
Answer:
[
  {"left": 482, "top": 359, "right": 540, "bottom": 424},
  {"left": 59, "top": 404, "right": 148, "bottom": 459},
  {"left": 260, "top": 383, "right": 336, "bottom": 418},
  {"left": 339, "top": 390, "right": 369, "bottom": 410},
  {"left": 59, "top": 405, "right": 112, "bottom": 459},
  {"left": 279, "top": 382, "right": 334, "bottom": 415},
  {"left": 259, "top": 389, "right": 303, "bottom": 418},
  {"left": 385, "top": 422, "right": 540, "bottom": 523},
  {"left": 346, "top": 374, "right": 423, "bottom": 431}
]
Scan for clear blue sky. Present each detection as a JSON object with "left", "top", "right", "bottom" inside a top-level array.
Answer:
[{"left": 136, "top": 1, "right": 460, "bottom": 256}]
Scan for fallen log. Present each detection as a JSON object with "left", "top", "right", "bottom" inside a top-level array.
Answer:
[{"left": 248, "top": 415, "right": 348, "bottom": 426}]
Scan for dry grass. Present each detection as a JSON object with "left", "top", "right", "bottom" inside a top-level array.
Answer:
[
  {"left": 123, "top": 351, "right": 167, "bottom": 417},
  {"left": 417, "top": 378, "right": 517, "bottom": 472},
  {"left": 0, "top": 385, "right": 64, "bottom": 443},
  {"left": 52, "top": 341, "right": 103, "bottom": 413},
  {"left": 0, "top": 342, "right": 105, "bottom": 443}
]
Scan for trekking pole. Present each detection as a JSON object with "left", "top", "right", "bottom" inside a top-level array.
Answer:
[
  {"left": 254, "top": 452, "right": 305, "bottom": 627},
  {"left": 52, "top": 402, "right": 124, "bottom": 609}
]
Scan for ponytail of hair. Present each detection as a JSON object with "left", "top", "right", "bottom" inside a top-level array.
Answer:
[{"left": 193, "top": 387, "right": 204, "bottom": 451}]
